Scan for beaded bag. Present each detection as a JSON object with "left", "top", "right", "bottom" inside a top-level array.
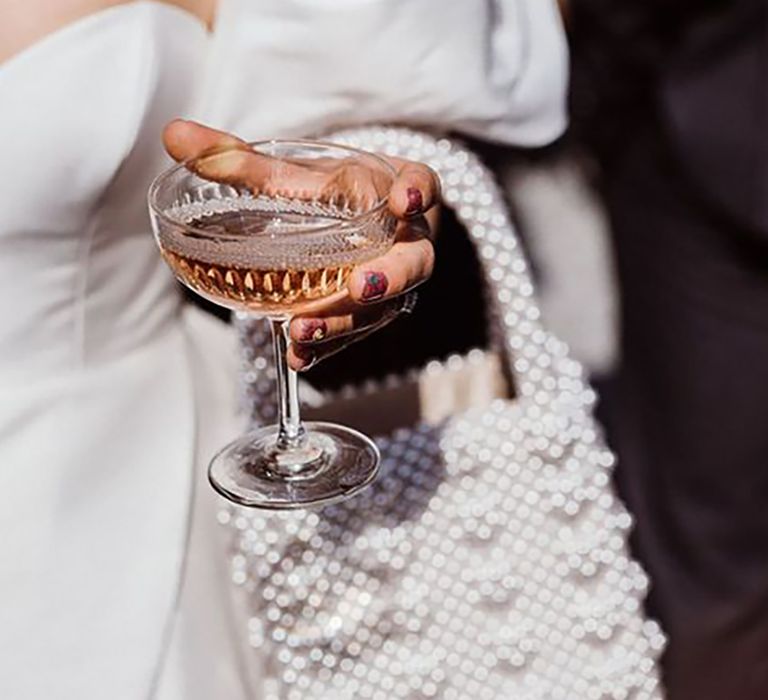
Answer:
[{"left": 230, "top": 128, "right": 665, "bottom": 699}]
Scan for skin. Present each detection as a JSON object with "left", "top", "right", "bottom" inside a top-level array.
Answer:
[
  {"left": 163, "top": 121, "right": 439, "bottom": 371},
  {"left": 1, "top": 2, "right": 440, "bottom": 372}
]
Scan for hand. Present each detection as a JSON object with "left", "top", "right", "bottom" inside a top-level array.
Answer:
[{"left": 163, "top": 119, "right": 440, "bottom": 371}]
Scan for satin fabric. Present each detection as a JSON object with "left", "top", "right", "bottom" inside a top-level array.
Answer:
[
  {"left": 0, "top": 4, "right": 241, "bottom": 698},
  {"left": 198, "top": 0, "right": 568, "bottom": 146}
]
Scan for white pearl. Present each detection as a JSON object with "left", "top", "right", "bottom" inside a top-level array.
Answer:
[{"left": 230, "top": 127, "right": 663, "bottom": 699}]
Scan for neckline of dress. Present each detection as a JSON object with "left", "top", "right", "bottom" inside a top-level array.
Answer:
[{"left": 0, "top": 1, "right": 209, "bottom": 77}]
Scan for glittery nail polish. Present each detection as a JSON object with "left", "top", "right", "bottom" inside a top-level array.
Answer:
[
  {"left": 405, "top": 187, "right": 423, "bottom": 215},
  {"left": 361, "top": 271, "right": 388, "bottom": 301},
  {"left": 299, "top": 319, "right": 327, "bottom": 342}
]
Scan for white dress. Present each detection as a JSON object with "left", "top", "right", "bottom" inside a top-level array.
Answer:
[{"left": 0, "top": 4, "right": 244, "bottom": 698}]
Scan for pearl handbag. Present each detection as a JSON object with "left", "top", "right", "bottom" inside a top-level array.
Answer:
[{"left": 230, "top": 128, "right": 665, "bottom": 699}]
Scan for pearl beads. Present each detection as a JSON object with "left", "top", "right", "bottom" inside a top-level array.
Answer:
[{"left": 233, "top": 127, "right": 664, "bottom": 698}]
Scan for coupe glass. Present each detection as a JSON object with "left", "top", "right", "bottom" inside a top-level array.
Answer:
[{"left": 148, "top": 140, "right": 398, "bottom": 509}]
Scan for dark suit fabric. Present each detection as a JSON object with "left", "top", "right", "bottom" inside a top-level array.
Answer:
[{"left": 572, "top": 2, "right": 768, "bottom": 697}]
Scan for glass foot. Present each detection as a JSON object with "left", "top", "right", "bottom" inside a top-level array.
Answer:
[{"left": 208, "top": 421, "right": 380, "bottom": 509}]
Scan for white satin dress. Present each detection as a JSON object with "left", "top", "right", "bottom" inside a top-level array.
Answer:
[{"left": 0, "top": 4, "right": 244, "bottom": 698}]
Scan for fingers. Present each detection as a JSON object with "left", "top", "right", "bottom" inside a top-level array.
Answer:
[
  {"left": 288, "top": 336, "right": 352, "bottom": 372},
  {"left": 162, "top": 119, "right": 245, "bottom": 163},
  {"left": 287, "top": 296, "right": 408, "bottom": 371},
  {"left": 163, "top": 121, "right": 442, "bottom": 221},
  {"left": 289, "top": 296, "right": 402, "bottom": 345},
  {"left": 347, "top": 220, "right": 434, "bottom": 303},
  {"left": 320, "top": 160, "right": 388, "bottom": 213},
  {"left": 163, "top": 119, "right": 271, "bottom": 190},
  {"left": 162, "top": 119, "right": 326, "bottom": 196},
  {"left": 387, "top": 158, "right": 441, "bottom": 219}
]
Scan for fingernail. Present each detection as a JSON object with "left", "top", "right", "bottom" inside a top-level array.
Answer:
[
  {"left": 299, "top": 319, "right": 327, "bottom": 342},
  {"left": 361, "top": 271, "right": 388, "bottom": 301},
  {"left": 405, "top": 187, "right": 423, "bottom": 215},
  {"left": 293, "top": 344, "right": 316, "bottom": 371}
]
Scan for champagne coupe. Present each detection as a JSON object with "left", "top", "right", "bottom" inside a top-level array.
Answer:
[{"left": 148, "top": 140, "right": 397, "bottom": 509}]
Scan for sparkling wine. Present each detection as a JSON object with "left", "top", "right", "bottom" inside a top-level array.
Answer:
[
  {"left": 163, "top": 248, "right": 354, "bottom": 313},
  {"left": 157, "top": 208, "right": 375, "bottom": 314}
]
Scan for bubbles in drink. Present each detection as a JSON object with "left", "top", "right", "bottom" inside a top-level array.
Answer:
[
  {"left": 156, "top": 203, "right": 387, "bottom": 313},
  {"left": 154, "top": 194, "right": 396, "bottom": 313},
  {"left": 162, "top": 247, "right": 354, "bottom": 313}
]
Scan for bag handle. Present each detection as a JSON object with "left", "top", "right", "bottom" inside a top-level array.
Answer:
[{"left": 238, "top": 127, "right": 593, "bottom": 426}]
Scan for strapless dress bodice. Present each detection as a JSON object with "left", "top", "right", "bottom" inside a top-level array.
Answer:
[
  {"left": 0, "top": 2, "right": 205, "bottom": 384},
  {"left": 0, "top": 6, "right": 247, "bottom": 699}
]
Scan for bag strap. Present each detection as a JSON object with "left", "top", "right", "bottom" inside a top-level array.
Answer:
[{"left": 238, "top": 127, "right": 593, "bottom": 427}]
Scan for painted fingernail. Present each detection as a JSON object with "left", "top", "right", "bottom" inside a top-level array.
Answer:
[
  {"left": 293, "top": 344, "right": 316, "bottom": 371},
  {"left": 299, "top": 319, "right": 327, "bottom": 342},
  {"left": 405, "top": 187, "right": 423, "bottom": 215},
  {"left": 361, "top": 271, "right": 388, "bottom": 301}
]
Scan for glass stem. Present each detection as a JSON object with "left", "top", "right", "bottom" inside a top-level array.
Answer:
[{"left": 271, "top": 318, "right": 306, "bottom": 452}]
